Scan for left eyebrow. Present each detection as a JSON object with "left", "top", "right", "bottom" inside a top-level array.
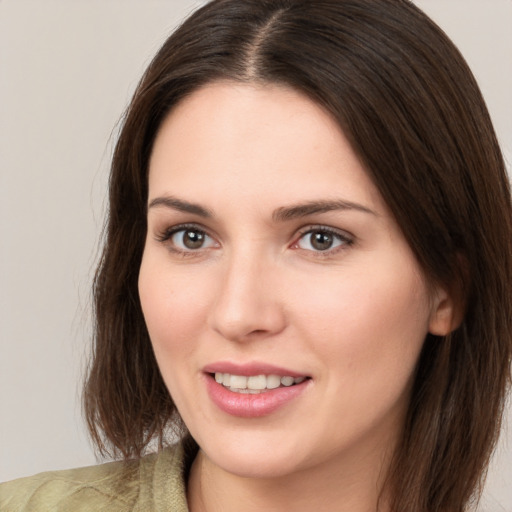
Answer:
[{"left": 272, "top": 199, "right": 377, "bottom": 222}]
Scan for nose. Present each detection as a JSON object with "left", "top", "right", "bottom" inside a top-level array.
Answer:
[{"left": 208, "top": 250, "right": 287, "bottom": 342}]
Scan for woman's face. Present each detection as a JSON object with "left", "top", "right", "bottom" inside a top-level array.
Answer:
[{"left": 139, "top": 82, "right": 451, "bottom": 480}]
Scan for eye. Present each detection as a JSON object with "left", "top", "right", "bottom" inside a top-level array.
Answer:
[
  {"left": 295, "top": 227, "right": 352, "bottom": 252},
  {"left": 159, "top": 225, "right": 218, "bottom": 252}
]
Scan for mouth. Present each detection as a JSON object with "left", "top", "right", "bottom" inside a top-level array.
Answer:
[
  {"left": 211, "top": 372, "right": 309, "bottom": 394},
  {"left": 203, "top": 362, "right": 311, "bottom": 416}
]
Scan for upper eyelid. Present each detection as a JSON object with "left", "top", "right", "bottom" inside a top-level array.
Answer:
[
  {"left": 157, "top": 222, "right": 213, "bottom": 237},
  {"left": 295, "top": 224, "right": 354, "bottom": 240}
]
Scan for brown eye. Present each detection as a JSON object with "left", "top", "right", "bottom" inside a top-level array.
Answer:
[
  {"left": 183, "top": 230, "right": 205, "bottom": 249},
  {"left": 170, "top": 228, "right": 216, "bottom": 251},
  {"left": 296, "top": 228, "right": 351, "bottom": 252},
  {"left": 311, "top": 232, "right": 334, "bottom": 251}
]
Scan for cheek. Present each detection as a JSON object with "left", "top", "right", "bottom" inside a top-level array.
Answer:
[
  {"left": 138, "top": 254, "right": 210, "bottom": 362},
  {"left": 138, "top": 256, "right": 215, "bottom": 420},
  {"left": 296, "top": 263, "right": 430, "bottom": 390}
]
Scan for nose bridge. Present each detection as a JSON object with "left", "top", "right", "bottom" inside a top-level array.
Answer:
[{"left": 209, "top": 242, "right": 285, "bottom": 341}]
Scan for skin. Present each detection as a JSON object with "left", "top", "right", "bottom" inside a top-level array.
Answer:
[{"left": 138, "top": 82, "right": 456, "bottom": 512}]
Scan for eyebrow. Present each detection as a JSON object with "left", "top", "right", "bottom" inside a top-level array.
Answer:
[
  {"left": 148, "top": 196, "right": 213, "bottom": 218},
  {"left": 272, "top": 199, "right": 377, "bottom": 222},
  {"left": 148, "top": 195, "right": 376, "bottom": 221}
]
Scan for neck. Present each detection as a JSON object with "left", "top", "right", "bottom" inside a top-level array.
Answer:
[{"left": 187, "top": 443, "right": 393, "bottom": 512}]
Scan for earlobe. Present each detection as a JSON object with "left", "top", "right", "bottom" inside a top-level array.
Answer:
[{"left": 428, "top": 286, "right": 464, "bottom": 336}]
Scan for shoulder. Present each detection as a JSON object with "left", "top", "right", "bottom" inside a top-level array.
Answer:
[
  {"left": 0, "top": 443, "right": 189, "bottom": 512},
  {"left": 0, "top": 457, "right": 140, "bottom": 512}
]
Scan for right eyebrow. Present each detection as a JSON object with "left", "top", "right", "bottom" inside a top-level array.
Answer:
[{"left": 147, "top": 195, "right": 213, "bottom": 218}]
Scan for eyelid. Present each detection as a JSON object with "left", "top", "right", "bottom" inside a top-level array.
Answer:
[
  {"left": 291, "top": 224, "right": 354, "bottom": 253},
  {"left": 155, "top": 222, "right": 219, "bottom": 251}
]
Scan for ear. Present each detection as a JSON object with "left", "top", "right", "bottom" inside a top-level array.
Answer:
[{"left": 428, "top": 284, "right": 464, "bottom": 336}]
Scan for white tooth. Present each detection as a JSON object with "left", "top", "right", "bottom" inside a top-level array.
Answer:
[
  {"left": 222, "top": 373, "right": 231, "bottom": 386},
  {"left": 294, "top": 377, "right": 306, "bottom": 384},
  {"left": 247, "top": 375, "right": 267, "bottom": 390},
  {"left": 281, "top": 376, "right": 294, "bottom": 386},
  {"left": 267, "top": 375, "right": 281, "bottom": 389},
  {"left": 215, "top": 373, "right": 223, "bottom": 383},
  {"left": 234, "top": 388, "right": 260, "bottom": 394},
  {"left": 230, "top": 375, "right": 248, "bottom": 389}
]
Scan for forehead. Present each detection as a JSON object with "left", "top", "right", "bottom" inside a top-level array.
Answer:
[{"left": 148, "top": 81, "right": 387, "bottom": 216}]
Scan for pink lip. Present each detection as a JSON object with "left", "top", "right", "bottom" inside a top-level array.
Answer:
[
  {"left": 203, "top": 361, "right": 307, "bottom": 378},
  {"left": 203, "top": 361, "right": 311, "bottom": 418}
]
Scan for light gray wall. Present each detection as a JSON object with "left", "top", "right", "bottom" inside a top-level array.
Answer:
[{"left": 1, "top": 0, "right": 511, "bottom": 508}]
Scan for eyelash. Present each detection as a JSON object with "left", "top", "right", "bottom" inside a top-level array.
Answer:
[
  {"left": 293, "top": 226, "right": 354, "bottom": 256},
  {"left": 155, "top": 223, "right": 354, "bottom": 257},
  {"left": 155, "top": 223, "right": 217, "bottom": 256}
]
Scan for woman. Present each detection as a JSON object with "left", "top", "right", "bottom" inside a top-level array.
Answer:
[{"left": 1, "top": 0, "right": 511, "bottom": 511}]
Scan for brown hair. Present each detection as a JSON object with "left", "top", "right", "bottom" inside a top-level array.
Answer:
[{"left": 83, "top": 1, "right": 512, "bottom": 510}]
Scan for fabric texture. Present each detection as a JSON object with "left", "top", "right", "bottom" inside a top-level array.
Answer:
[{"left": 0, "top": 443, "right": 190, "bottom": 512}]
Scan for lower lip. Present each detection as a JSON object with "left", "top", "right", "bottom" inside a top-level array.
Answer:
[{"left": 205, "top": 375, "right": 310, "bottom": 418}]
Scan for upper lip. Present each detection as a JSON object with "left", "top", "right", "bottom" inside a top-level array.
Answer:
[{"left": 203, "top": 361, "right": 308, "bottom": 378}]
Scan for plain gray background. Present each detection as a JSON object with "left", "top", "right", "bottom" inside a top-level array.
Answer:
[{"left": 1, "top": 1, "right": 511, "bottom": 509}]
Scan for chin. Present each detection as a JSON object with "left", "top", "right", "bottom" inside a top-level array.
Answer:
[
  {"left": 211, "top": 451, "right": 306, "bottom": 479},
  {"left": 194, "top": 430, "right": 313, "bottom": 479}
]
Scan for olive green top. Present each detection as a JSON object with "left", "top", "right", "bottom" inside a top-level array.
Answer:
[{"left": 0, "top": 443, "right": 189, "bottom": 512}]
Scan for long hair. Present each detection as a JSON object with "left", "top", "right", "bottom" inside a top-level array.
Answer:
[{"left": 83, "top": 1, "right": 512, "bottom": 510}]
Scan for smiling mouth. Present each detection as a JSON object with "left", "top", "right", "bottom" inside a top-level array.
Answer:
[{"left": 212, "top": 372, "right": 309, "bottom": 394}]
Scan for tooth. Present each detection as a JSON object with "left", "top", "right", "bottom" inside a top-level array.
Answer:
[
  {"left": 247, "top": 375, "right": 267, "bottom": 390},
  {"left": 215, "top": 372, "right": 305, "bottom": 391},
  {"left": 267, "top": 375, "right": 281, "bottom": 389},
  {"left": 230, "top": 375, "right": 248, "bottom": 389},
  {"left": 281, "top": 376, "right": 294, "bottom": 386}
]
